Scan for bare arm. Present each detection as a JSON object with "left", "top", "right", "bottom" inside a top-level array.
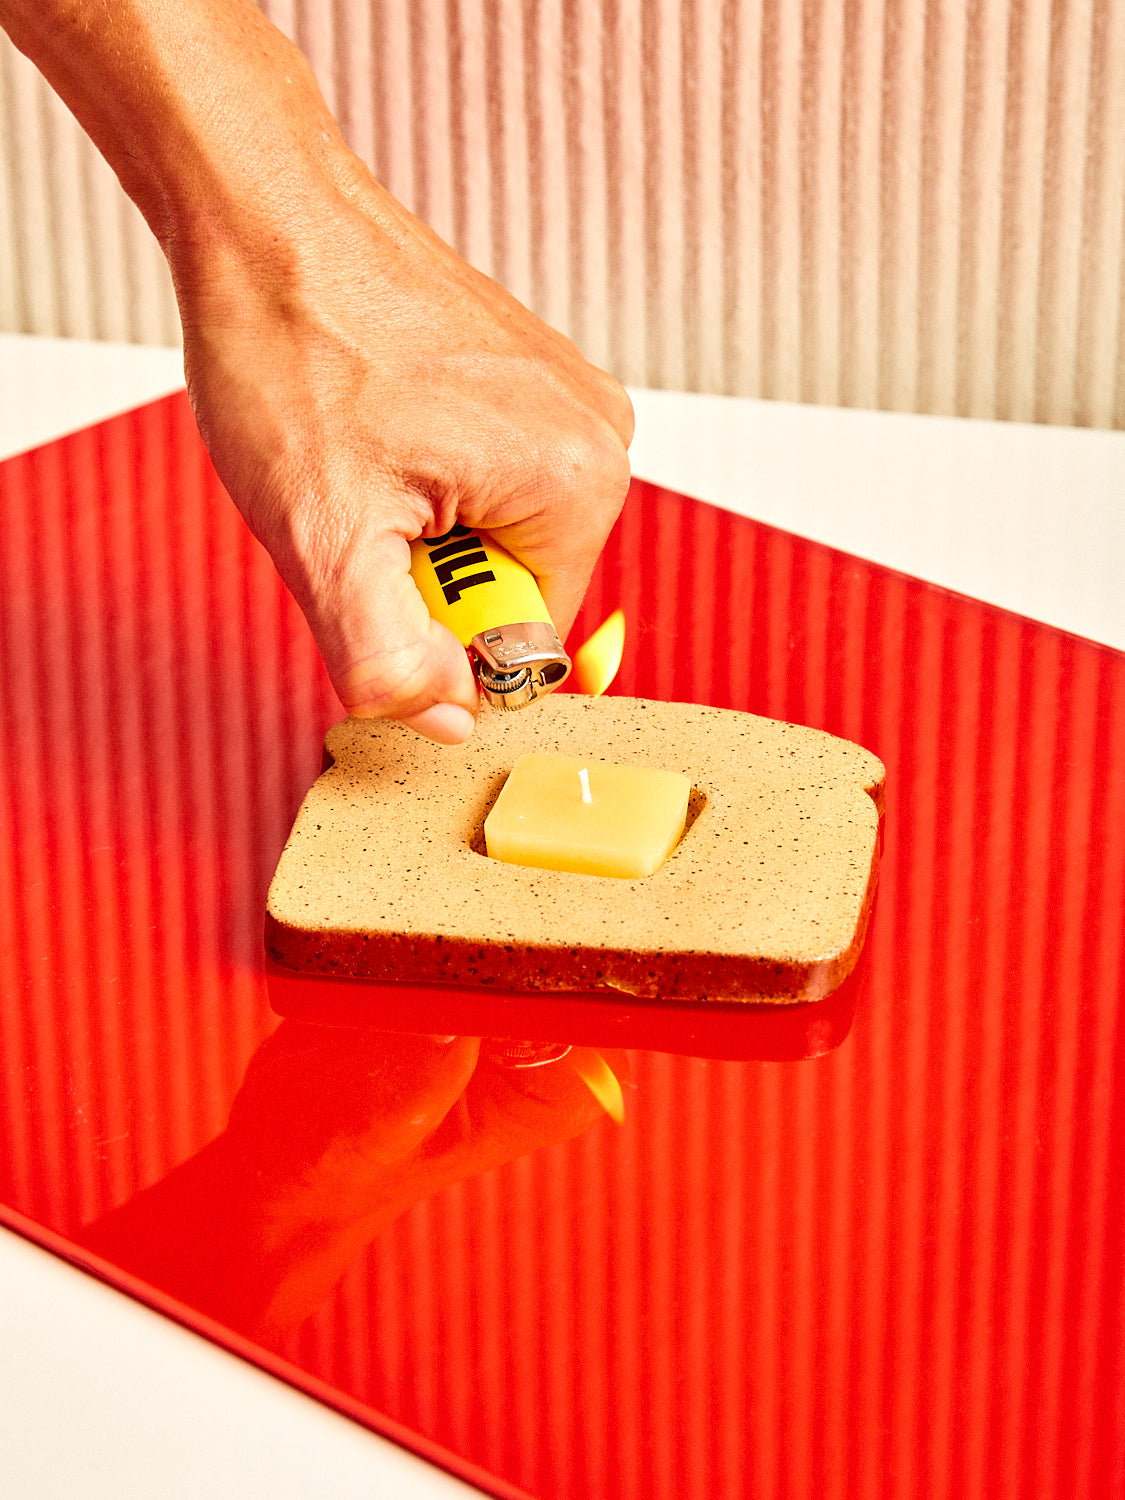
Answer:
[{"left": 0, "top": 0, "right": 633, "bottom": 742}]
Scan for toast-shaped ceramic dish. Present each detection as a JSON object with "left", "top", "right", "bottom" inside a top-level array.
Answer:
[{"left": 266, "top": 695, "right": 884, "bottom": 1004}]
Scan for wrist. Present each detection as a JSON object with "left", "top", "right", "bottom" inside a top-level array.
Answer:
[
  {"left": 160, "top": 139, "right": 372, "bottom": 307},
  {"left": 124, "top": 16, "right": 358, "bottom": 276}
]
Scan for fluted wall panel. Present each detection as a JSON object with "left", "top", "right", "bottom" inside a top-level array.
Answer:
[
  {"left": 0, "top": 37, "right": 181, "bottom": 345},
  {"left": 2, "top": 1, "right": 1125, "bottom": 424}
]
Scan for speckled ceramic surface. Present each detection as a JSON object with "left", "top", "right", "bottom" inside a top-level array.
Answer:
[{"left": 266, "top": 695, "right": 885, "bottom": 1003}]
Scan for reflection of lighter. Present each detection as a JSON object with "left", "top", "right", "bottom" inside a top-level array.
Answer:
[
  {"left": 486, "top": 1039, "right": 625, "bottom": 1123},
  {"left": 409, "top": 525, "right": 571, "bottom": 711}
]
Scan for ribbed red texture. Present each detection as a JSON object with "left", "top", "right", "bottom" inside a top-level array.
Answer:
[{"left": 1, "top": 397, "right": 1123, "bottom": 1499}]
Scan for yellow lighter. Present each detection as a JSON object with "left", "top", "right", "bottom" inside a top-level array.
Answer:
[{"left": 409, "top": 524, "right": 571, "bottom": 711}]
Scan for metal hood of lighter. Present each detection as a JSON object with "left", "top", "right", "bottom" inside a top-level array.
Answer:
[{"left": 409, "top": 524, "right": 571, "bottom": 710}]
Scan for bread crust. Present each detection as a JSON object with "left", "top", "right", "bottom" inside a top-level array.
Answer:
[{"left": 266, "top": 696, "right": 885, "bottom": 1005}]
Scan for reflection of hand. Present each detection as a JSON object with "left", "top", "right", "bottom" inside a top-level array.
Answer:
[
  {"left": 80, "top": 1025, "right": 479, "bottom": 1340},
  {"left": 223, "top": 1024, "right": 482, "bottom": 1227},
  {"left": 80, "top": 1023, "right": 627, "bottom": 1346},
  {"left": 415, "top": 1044, "right": 630, "bottom": 1188}
]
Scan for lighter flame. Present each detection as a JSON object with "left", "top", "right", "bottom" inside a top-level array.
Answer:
[
  {"left": 571, "top": 1049, "right": 626, "bottom": 1124},
  {"left": 573, "top": 608, "right": 625, "bottom": 697}
]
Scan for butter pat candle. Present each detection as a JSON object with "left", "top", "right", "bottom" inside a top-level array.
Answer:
[{"left": 484, "top": 753, "right": 691, "bottom": 878}]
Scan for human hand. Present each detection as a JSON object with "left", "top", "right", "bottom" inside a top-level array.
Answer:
[
  {"left": 172, "top": 157, "right": 633, "bottom": 743},
  {"left": 0, "top": 0, "right": 632, "bottom": 745}
]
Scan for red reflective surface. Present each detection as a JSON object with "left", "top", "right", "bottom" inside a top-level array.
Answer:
[{"left": 1, "top": 394, "right": 1124, "bottom": 1499}]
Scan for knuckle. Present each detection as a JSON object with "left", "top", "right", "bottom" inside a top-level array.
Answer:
[
  {"left": 598, "top": 373, "right": 636, "bottom": 447},
  {"left": 338, "top": 637, "right": 432, "bottom": 715},
  {"left": 585, "top": 421, "right": 633, "bottom": 508},
  {"left": 548, "top": 421, "right": 631, "bottom": 509}
]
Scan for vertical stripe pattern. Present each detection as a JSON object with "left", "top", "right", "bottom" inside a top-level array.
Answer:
[{"left": 3, "top": 1, "right": 1125, "bottom": 427}]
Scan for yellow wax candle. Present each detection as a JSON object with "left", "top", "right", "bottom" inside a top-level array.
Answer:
[{"left": 484, "top": 753, "right": 691, "bottom": 879}]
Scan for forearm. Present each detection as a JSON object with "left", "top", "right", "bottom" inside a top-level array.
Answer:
[
  {"left": 2, "top": 0, "right": 633, "bottom": 737},
  {"left": 0, "top": 0, "right": 357, "bottom": 265}
]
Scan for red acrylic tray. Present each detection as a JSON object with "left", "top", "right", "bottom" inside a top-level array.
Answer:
[{"left": 2, "top": 393, "right": 1123, "bottom": 1499}]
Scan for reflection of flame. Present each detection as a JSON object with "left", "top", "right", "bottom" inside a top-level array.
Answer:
[
  {"left": 571, "top": 1049, "right": 626, "bottom": 1123},
  {"left": 573, "top": 609, "right": 625, "bottom": 696}
]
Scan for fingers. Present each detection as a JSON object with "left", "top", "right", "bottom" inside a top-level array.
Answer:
[
  {"left": 335, "top": 610, "right": 478, "bottom": 730},
  {"left": 483, "top": 414, "right": 633, "bottom": 639},
  {"left": 296, "top": 523, "right": 480, "bottom": 743},
  {"left": 540, "top": 397, "right": 633, "bottom": 634},
  {"left": 595, "top": 370, "right": 636, "bottom": 449},
  {"left": 400, "top": 701, "right": 478, "bottom": 745},
  {"left": 178, "top": 187, "right": 635, "bottom": 733}
]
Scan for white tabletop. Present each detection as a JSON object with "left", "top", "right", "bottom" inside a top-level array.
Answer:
[
  {"left": 627, "top": 388, "right": 1125, "bottom": 654},
  {"left": 1, "top": 333, "right": 1122, "bottom": 1497},
  {"left": 3, "top": 333, "right": 1121, "bottom": 651}
]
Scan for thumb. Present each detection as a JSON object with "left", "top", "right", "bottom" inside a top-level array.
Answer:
[{"left": 306, "top": 529, "right": 480, "bottom": 745}]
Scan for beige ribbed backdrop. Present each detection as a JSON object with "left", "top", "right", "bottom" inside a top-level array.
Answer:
[{"left": 2, "top": 1, "right": 1124, "bottom": 427}]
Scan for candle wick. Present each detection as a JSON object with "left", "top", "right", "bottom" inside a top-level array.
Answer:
[{"left": 578, "top": 767, "right": 592, "bottom": 803}]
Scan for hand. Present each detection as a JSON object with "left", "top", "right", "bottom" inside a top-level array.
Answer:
[
  {"left": 172, "top": 160, "right": 633, "bottom": 743},
  {"left": 0, "top": 0, "right": 634, "bottom": 744}
]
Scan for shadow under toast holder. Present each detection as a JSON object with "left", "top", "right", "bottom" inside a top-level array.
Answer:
[{"left": 264, "top": 955, "right": 868, "bottom": 1063}]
